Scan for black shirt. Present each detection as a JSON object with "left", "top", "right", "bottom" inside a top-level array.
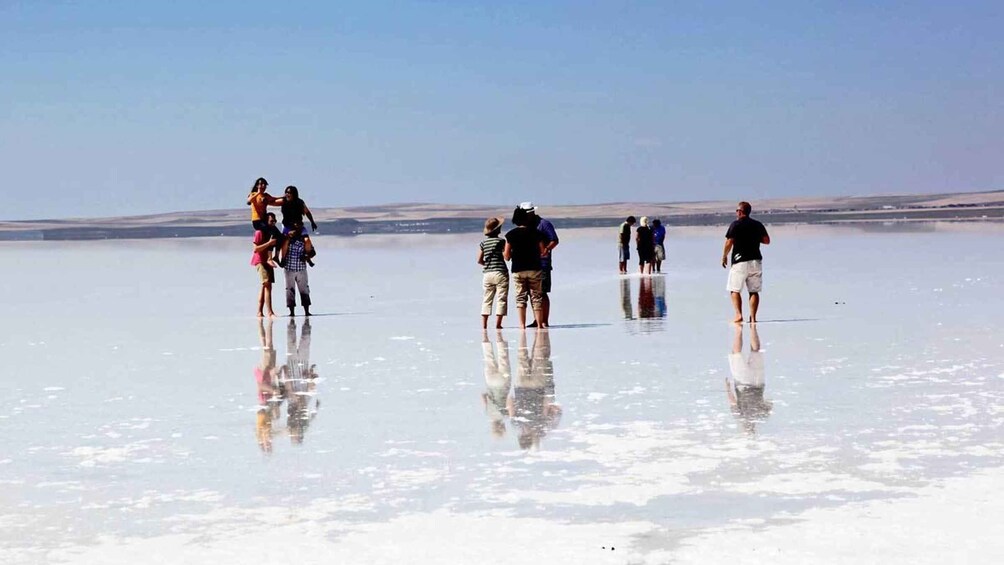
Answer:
[
  {"left": 505, "top": 227, "right": 543, "bottom": 273},
  {"left": 726, "top": 217, "right": 768, "bottom": 264},
  {"left": 281, "top": 198, "right": 306, "bottom": 228}
]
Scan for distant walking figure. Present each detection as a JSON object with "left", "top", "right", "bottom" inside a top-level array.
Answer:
[
  {"left": 477, "top": 217, "right": 509, "bottom": 329},
  {"left": 721, "top": 201, "right": 770, "bottom": 323},
  {"left": 636, "top": 216, "right": 654, "bottom": 274},
  {"left": 618, "top": 216, "right": 636, "bottom": 274}
]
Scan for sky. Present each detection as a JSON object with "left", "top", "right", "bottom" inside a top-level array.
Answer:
[{"left": 1, "top": 1, "right": 1001, "bottom": 220}]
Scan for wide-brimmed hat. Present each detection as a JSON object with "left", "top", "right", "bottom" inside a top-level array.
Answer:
[
  {"left": 484, "top": 216, "right": 503, "bottom": 235},
  {"left": 518, "top": 201, "right": 537, "bottom": 214}
]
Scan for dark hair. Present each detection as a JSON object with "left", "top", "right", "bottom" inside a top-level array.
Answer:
[
  {"left": 627, "top": 216, "right": 636, "bottom": 223},
  {"left": 253, "top": 177, "right": 268, "bottom": 190},
  {"left": 511, "top": 206, "right": 528, "bottom": 227},
  {"left": 266, "top": 212, "right": 276, "bottom": 221},
  {"left": 284, "top": 185, "right": 299, "bottom": 199},
  {"left": 652, "top": 219, "right": 661, "bottom": 227},
  {"left": 738, "top": 201, "right": 752, "bottom": 215}
]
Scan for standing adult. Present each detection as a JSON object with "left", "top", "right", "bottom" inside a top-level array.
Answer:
[
  {"left": 651, "top": 219, "right": 666, "bottom": 273},
  {"left": 252, "top": 213, "right": 280, "bottom": 318},
  {"left": 519, "top": 202, "right": 558, "bottom": 328},
  {"left": 477, "top": 217, "right": 509, "bottom": 330},
  {"left": 721, "top": 201, "right": 770, "bottom": 323},
  {"left": 504, "top": 207, "right": 547, "bottom": 329},
  {"left": 636, "top": 217, "right": 654, "bottom": 274},
  {"left": 618, "top": 216, "right": 636, "bottom": 274},
  {"left": 280, "top": 185, "right": 318, "bottom": 266},
  {"left": 280, "top": 221, "right": 313, "bottom": 317}
]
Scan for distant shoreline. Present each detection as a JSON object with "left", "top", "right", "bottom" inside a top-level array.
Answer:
[{"left": 2, "top": 190, "right": 1001, "bottom": 241}]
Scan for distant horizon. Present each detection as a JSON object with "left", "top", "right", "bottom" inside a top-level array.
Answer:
[{"left": 4, "top": 186, "right": 1001, "bottom": 225}]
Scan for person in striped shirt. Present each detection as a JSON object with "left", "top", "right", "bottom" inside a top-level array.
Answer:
[{"left": 477, "top": 216, "right": 509, "bottom": 330}]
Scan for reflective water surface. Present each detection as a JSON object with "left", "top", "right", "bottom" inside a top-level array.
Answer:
[{"left": 1, "top": 224, "right": 1002, "bottom": 563}]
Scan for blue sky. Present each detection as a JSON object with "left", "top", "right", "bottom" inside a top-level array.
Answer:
[{"left": 1, "top": 0, "right": 1001, "bottom": 220}]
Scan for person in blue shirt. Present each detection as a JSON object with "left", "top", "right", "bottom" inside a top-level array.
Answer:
[
  {"left": 652, "top": 218, "right": 667, "bottom": 273},
  {"left": 518, "top": 202, "right": 558, "bottom": 328}
]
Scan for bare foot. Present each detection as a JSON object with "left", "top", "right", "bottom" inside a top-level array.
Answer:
[
  {"left": 731, "top": 316, "right": 743, "bottom": 324},
  {"left": 257, "top": 312, "right": 264, "bottom": 318},
  {"left": 267, "top": 311, "right": 277, "bottom": 319},
  {"left": 495, "top": 324, "right": 503, "bottom": 329}
]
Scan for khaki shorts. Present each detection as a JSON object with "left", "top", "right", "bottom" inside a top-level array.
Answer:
[
  {"left": 727, "top": 260, "right": 762, "bottom": 293},
  {"left": 512, "top": 270, "right": 544, "bottom": 309},
  {"left": 256, "top": 263, "right": 275, "bottom": 285},
  {"left": 482, "top": 271, "right": 509, "bottom": 316}
]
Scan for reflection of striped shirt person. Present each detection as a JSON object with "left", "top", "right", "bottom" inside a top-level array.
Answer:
[
  {"left": 285, "top": 240, "right": 307, "bottom": 271},
  {"left": 480, "top": 238, "right": 507, "bottom": 274}
]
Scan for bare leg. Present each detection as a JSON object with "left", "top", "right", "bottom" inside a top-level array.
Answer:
[
  {"left": 533, "top": 308, "right": 546, "bottom": 328},
  {"left": 732, "top": 322, "right": 743, "bottom": 354},
  {"left": 495, "top": 314, "right": 504, "bottom": 329},
  {"left": 730, "top": 291, "right": 743, "bottom": 323},
  {"left": 749, "top": 321, "right": 760, "bottom": 351},
  {"left": 749, "top": 292, "right": 760, "bottom": 323},
  {"left": 540, "top": 294, "right": 550, "bottom": 326},
  {"left": 517, "top": 307, "right": 527, "bottom": 329},
  {"left": 481, "top": 314, "right": 489, "bottom": 330},
  {"left": 257, "top": 285, "right": 266, "bottom": 317},
  {"left": 619, "top": 261, "right": 627, "bottom": 274},
  {"left": 263, "top": 284, "right": 276, "bottom": 318}
]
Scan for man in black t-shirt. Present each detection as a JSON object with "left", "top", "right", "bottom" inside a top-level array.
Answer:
[{"left": 721, "top": 201, "right": 770, "bottom": 323}]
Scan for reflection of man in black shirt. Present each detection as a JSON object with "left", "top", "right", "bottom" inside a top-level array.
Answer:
[
  {"left": 721, "top": 201, "right": 770, "bottom": 323},
  {"left": 725, "top": 323, "right": 771, "bottom": 436},
  {"left": 508, "top": 330, "right": 561, "bottom": 450}
]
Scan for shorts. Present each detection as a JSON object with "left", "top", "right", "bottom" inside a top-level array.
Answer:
[
  {"left": 619, "top": 245, "right": 630, "bottom": 262},
  {"left": 727, "top": 260, "right": 762, "bottom": 293},
  {"left": 512, "top": 270, "right": 544, "bottom": 309},
  {"left": 638, "top": 248, "right": 654, "bottom": 263},
  {"left": 256, "top": 263, "right": 275, "bottom": 285},
  {"left": 482, "top": 271, "right": 509, "bottom": 316},
  {"left": 654, "top": 244, "right": 666, "bottom": 261},
  {"left": 541, "top": 269, "right": 552, "bottom": 294}
]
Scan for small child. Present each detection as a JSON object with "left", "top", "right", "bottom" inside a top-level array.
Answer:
[{"left": 477, "top": 217, "right": 509, "bottom": 329}]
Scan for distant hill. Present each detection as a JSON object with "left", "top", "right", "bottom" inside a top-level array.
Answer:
[{"left": 2, "top": 190, "right": 1002, "bottom": 241}]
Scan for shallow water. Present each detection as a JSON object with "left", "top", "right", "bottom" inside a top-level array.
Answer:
[{"left": 1, "top": 223, "right": 1002, "bottom": 563}]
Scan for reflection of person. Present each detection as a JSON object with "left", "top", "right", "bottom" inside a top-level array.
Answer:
[
  {"left": 652, "top": 219, "right": 666, "bottom": 273},
  {"left": 508, "top": 330, "right": 561, "bottom": 450},
  {"left": 280, "top": 221, "right": 313, "bottom": 317},
  {"left": 638, "top": 276, "right": 655, "bottom": 318},
  {"left": 504, "top": 207, "right": 547, "bottom": 329},
  {"left": 480, "top": 330, "right": 512, "bottom": 438},
  {"left": 653, "top": 275, "right": 667, "bottom": 317},
  {"left": 721, "top": 201, "right": 771, "bottom": 323},
  {"left": 619, "top": 278, "right": 634, "bottom": 320},
  {"left": 636, "top": 216, "right": 654, "bottom": 274},
  {"left": 252, "top": 213, "right": 280, "bottom": 318},
  {"left": 725, "top": 323, "right": 771, "bottom": 435},
  {"left": 618, "top": 216, "right": 636, "bottom": 274},
  {"left": 281, "top": 318, "right": 318, "bottom": 445},
  {"left": 477, "top": 217, "right": 509, "bottom": 330},
  {"left": 518, "top": 202, "right": 558, "bottom": 328},
  {"left": 254, "top": 319, "right": 281, "bottom": 453}
]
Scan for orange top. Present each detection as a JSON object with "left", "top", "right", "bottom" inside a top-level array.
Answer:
[{"left": 249, "top": 192, "right": 276, "bottom": 221}]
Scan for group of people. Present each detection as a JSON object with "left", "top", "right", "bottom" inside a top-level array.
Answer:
[
  {"left": 618, "top": 216, "right": 667, "bottom": 274},
  {"left": 618, "top": 202, "right": 770, "bottom": 323},
  {"left": 477, "top": 202, "right": 559, "bottom": 330},
  {"left": 247, "top": 177, "right": 319, "bottom": 318}
]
